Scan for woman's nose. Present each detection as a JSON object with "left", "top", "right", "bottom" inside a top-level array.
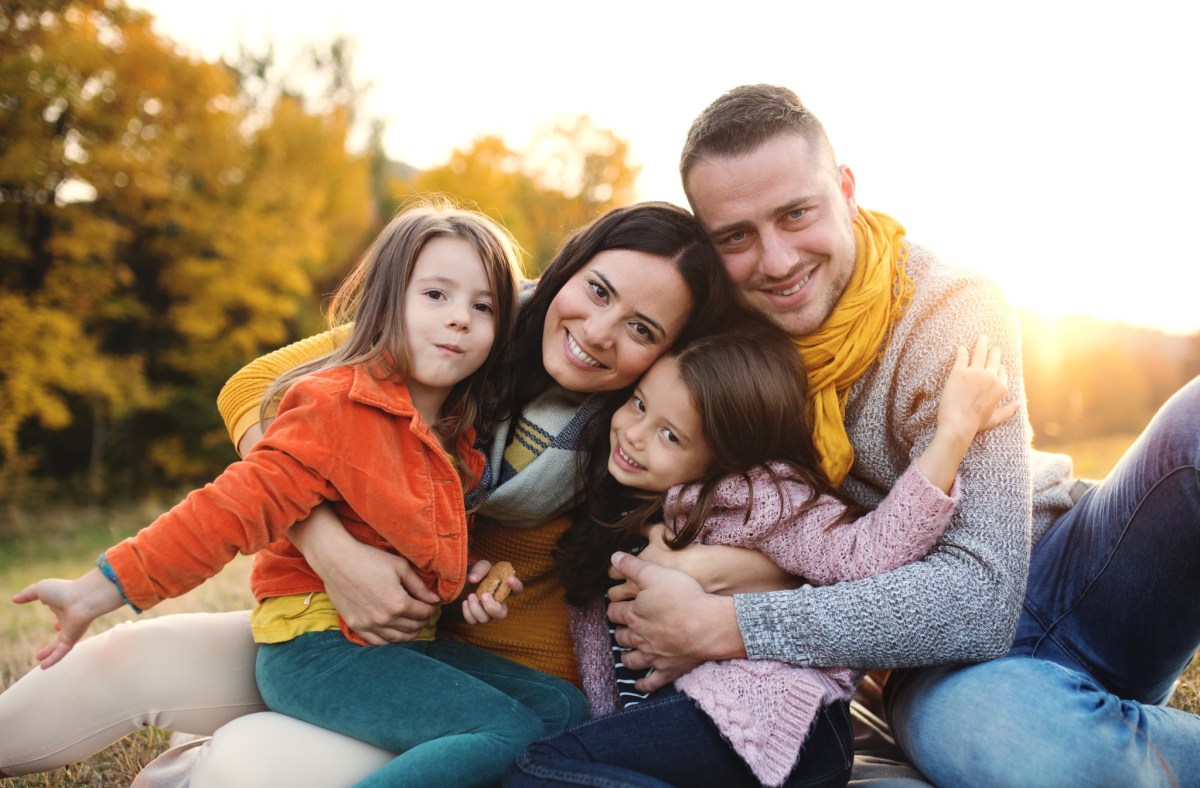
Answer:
[{"left": 581, "top": 311, "right": 618, "bottom": 348}]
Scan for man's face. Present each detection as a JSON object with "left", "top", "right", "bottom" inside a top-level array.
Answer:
[{"left": 686, "top": 134, "right": 859, "bottom": 338}]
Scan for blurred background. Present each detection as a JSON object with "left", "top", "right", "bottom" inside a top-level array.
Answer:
[
  {"left": 1, "top": 2, "right": 1198, "bottom": 782},
  {"left": 3, "top": 0, "right": 1198, "bottom": 504}
]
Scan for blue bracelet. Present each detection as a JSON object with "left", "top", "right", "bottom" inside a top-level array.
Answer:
[{"left": 96, "top": 553, "right": 143, "bottom": 614}]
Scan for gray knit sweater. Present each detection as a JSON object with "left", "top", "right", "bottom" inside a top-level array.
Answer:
[{"left": 735, "top": 245, "right": 1077, "bottom": 669}]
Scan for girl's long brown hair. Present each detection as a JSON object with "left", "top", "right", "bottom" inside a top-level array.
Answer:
[
  {"left": 260, "top": 197, "right": 523, "bottom": 494},
  {"left": 556, "top": 312, "right": 863, "bottom": 605}
]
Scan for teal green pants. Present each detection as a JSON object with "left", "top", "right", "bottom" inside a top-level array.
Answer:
[{"left": 257, "top": 631, "right": 588, "bottom": 788}]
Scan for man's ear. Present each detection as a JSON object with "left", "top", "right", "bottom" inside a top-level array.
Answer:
[{"left": 839, "top": 164, "right": 858, "bottom": 221}]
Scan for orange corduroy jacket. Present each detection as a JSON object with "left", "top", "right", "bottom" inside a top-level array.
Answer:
[{"left": 105, "top": 364, "right": 484, "bottom": 633}]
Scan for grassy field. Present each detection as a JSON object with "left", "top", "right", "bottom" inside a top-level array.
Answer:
[{"left": 0, "top": 434, "right": 1196, "bottom": 785}]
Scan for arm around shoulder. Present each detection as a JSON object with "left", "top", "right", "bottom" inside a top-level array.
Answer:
[{"left": 217, "top": 326, "right": 349, "bottom": 449}]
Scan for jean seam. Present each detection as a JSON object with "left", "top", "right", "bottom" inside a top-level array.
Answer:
[{"left": 512, "top": 749, "right": 643, "bottom": 788}]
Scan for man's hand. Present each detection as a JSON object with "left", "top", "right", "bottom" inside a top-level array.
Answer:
[
  {"left": 291, "top": 505, "right": 439, "bottom": 645},
  {"left": 14, "top": 569, "right": 124, "bottom": 669},
  {"left": 610, "top": 524, "right": 800, "bottom": 596},
  {"left": 606, "top": 551, "right": 747, "bottom": 692}
]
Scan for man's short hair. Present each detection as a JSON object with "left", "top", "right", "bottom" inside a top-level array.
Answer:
[{"left": 679, "top": 84, "right": 836, "bottom": 185}]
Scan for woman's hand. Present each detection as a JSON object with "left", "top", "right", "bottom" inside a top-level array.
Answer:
[
  {"left": 13, "top": 569, "right": 124, "bottom": 669},
  {"left": 290, "top": 505, "right": 439, "bottom": 645},
  {"left": 459, "top": 560, "right": 523, "bottom": 625},
  {"left": 609, "top": 523, "right": 801, "bottom": 597}
]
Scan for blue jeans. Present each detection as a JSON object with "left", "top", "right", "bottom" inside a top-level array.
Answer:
[
  {"left": 504, "top": 688, "right": 854, "bottom": 787},
  {"left": 257, "top": 631, "right": 589, "bottom": 788},
  {"left": 890, "top": 376, "right": 1200, "bottom": 787}
]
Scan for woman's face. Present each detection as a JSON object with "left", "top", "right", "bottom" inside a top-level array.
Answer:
[{"left": 541, "top": 249, "right": 693, "bottom": 393}]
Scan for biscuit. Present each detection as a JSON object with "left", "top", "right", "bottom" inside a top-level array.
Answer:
[{"left": 478, "top": 561, "right": 516, "bottom": 602}]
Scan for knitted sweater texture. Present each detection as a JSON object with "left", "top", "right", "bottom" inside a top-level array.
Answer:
[
  {"left": 573, "top": 463, "right": 958, "bottom": 786},
  {"left": 735, "top": 246, "right": 1076, "bottom": 670}
]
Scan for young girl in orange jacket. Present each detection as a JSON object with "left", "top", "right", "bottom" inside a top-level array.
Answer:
[{"left": 14, "top": 200, "right": 588, "bottom": 787}]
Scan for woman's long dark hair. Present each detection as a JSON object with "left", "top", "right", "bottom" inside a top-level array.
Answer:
[
  {"left": 555, "top": 313, "right": 864, "bottom": 605},
  {"left": 488, "top": 201, "right": 736, "bottom": 425}
]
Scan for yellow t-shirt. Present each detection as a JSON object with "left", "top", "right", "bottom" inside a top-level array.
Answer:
[{"left": 251, "top": 592, "right": 441, "bottom": 644}]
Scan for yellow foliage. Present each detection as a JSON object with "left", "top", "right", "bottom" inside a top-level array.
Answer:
[
  {"left": 0, "top": 293, "right": 158, "bottom": 461},
  {"left": 403, "top": 116, "right": 640, "bottom": 273},
  {"left": 1, "top": 0, "right": 373, "bottom": 486}
]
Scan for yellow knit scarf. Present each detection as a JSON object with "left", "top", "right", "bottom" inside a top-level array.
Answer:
[{"left": 793, "top": 208, "right": 913, "bottom": 484}]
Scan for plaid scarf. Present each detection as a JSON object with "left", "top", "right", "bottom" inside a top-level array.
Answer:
[{"left": 477, "top": 386, "right": 605, "bottom": 526}]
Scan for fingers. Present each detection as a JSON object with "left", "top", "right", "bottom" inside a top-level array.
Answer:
[
  {"left": 972, "top": 335, "right": 988, "bottom": 367},
  {"left": 35, "top": 634, "right": 74, "bottom": 670},
  {"left": 12, "top": 584, "right": 39, "bottom": 605},
  {"left": 340, "top": 603, "right": 434, "bottom": 641},
  {"left": 607, "top": 598, "right": 632, "bottom": 627},
  {"left": 606, "top": 579, "right": 640, "bottom": 602},
  {"left": 639, "top": 522, "right": 668, "bottom": 543},
  {"left": 466, "top": 561, "right": 492, "bottom": 584},
  {"left": 461, "top": 595, "right": 484, "bottom": 625},
  {"left": 350, "top": 619, "right": 429, "bottom": 644},
  {"left": 619, "top": 647, "right": 651, "bottom": 672},
  {"left": 985, "top": 400, "right": 1021, "bottom": 429},
  {"left": 611, "top": 551, "right": 656, "bottom": 586},
  {"left": 396, "top": 562, "right": 442, "bottom": 605},
  {"left": 633, "top": 667, "right": 678, "bottom": 694},
  {"left": 986, "top": 341, "right": 1003, "bottom": 373},
  {"left": 506, "top": 576, "right": 524, "bottom": 597},
  {"left": 461, "top": 592, "right": 508, "bottom": 625},
  {"left": 953, "top": 343, "right": 969, "bottom": 372},
  {"left": 354, "top": 630, "right": 388, "bottom": 646}
]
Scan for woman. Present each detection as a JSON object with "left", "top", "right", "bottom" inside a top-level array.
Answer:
[{"left": 0, "top": 202, "right": 771, "bottom": 785}]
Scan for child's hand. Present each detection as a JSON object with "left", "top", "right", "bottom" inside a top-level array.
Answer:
[
  {"left": 938, "top": 336, "right": 1019, "bottom": 442},
  {"left": 12, "top": 569, "right": 124, "bottom": 669},
  {"left": 461, "top": 560, "right": 523, "bottom": 625}
]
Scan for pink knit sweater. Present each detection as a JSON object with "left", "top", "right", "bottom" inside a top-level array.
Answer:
[{"left": 571, "top": 462, "right": 959, "bottom": 787}]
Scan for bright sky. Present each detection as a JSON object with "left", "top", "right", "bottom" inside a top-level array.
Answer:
[{"left": 135, "top": 0, "right": 1199, "bottom": 335}]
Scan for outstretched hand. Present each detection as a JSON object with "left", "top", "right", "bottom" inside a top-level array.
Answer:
[
  {"left": 13, "top": 569, "right": 124, "bottom": 669},
  {"left": 606, "top": 551, "right": 745, "bottom": 693}
]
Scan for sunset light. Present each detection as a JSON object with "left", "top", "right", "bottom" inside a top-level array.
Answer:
[{"left": 134, "top": 0, "right": 1200, "bottom": 337}]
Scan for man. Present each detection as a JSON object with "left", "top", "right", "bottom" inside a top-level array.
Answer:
[{"left": 608, "top": 84, "right": 1200, "bottom": 786}]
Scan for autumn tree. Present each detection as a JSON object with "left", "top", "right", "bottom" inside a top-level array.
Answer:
[
  {"left": 399, "top": 115, "right": 640, "bottom": 274},
  {"left": 0, "top": 0, "right": 373, "bottom": 497}
]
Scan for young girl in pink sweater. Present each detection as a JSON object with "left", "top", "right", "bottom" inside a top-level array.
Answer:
[{"left": 512, "top": 315, "right": 1018, "bottom": 788}]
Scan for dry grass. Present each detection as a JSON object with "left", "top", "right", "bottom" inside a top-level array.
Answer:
[
  {"left": 1, "top": 437, "right": 1197, "bottom": 786},
  {"left": 0, "top": 496, "right": 254, "bottom": 787}
]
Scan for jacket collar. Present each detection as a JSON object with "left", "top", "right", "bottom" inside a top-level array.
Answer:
[{"left": 347, "top": 363, "right": 416, "bottom": 417}]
